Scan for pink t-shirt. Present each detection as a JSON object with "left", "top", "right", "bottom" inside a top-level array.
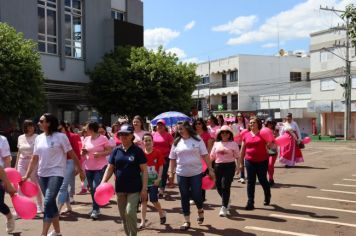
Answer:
[
  {"left": 210, "top": 141, "right": 239, "bottom": 163},
  {"left": 199, "top": 131, "right": 212, "bottom": 148},
  {"left": 83, "top": 135, "right": 110, "bottom": 170},
  {"left": 208, "top": 125, "right": 220, "bottom": 139},
  {"left": 153, "top": 131, "right": 174, "bottom": 157},
  {"left": 134, "top": 130, "right": 147, "bottom": 150},
  {"left": 242, "top": 131, "right": 268, "bottom": 162}
]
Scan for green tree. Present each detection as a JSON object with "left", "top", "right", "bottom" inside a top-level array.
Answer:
[
  {"left": 89, "top": 46, "right": 199, "bottom": 119},
  {"left": 342, "top": 4, "right": 356, "bottom": 47},
  {"left": 0, "top": 23, "right": 44, "bottom": 120}
]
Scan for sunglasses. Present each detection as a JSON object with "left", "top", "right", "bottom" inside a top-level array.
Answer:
[
  {"left": 118, "top": 133, "right": 130, "bottom": 136},
  {"left": 220, "top": 131, "right": 230, "bottom": 134},
  {"left": 195, "top": 122, "right": 202, "bottom": 125},
  {"left": 249, "top": 122, "right": 256, "bottom": 124}
]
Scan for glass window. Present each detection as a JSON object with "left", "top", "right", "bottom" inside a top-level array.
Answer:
[
  {"left": 37, "top": 0, "right": 57, "bottom": 54},
  {"left": 231, "top": 95, "right": 238, "bottom": 110},
  {"left": 320, "top": 79, "right": 336, "bottom": 91},
  {"left": 65, "top": 0, "right": 83, "bottom": 59},
  {"left": 230, "top": 70, "right": 238, "bottom": 82},
  {"left": 111, "top": 9, "right": 125, "bottom": 21},
  {"left": 290, "top": 72, "right": 301, "bottom": 82},
  {"left": 352, "top": 77, "right": 356, "bottom": 89}
]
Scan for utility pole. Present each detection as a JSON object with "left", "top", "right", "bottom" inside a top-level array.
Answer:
[{"left": 320, "top": 6, "right": 352, "bottom": 140}]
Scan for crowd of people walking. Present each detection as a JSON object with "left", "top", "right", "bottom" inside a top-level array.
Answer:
[{"left": 0, "top": 111, "right": 305, "bottom": 235}]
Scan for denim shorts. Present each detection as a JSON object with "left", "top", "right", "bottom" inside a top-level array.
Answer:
[{"left": 148, "top": 185, "right": 159, "bottom": 203}]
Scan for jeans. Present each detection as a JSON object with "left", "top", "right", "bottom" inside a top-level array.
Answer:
[
  {"left": 214, "top": 162, "right": 236, "bottom": 207},
  {"left": 39, "top": 176, "right": 64, "bottom": 222},
  {"left": 0, "top": 182, "right": 10, "bottom": 215},
  {"left": 117, "top": 192, "right": 140, "bottom": 236},
  {"left": 177, "top": 173, "right": 203, "bottom": 216},
  {"left": 86, "top": 166, "right": 106, "bottom": 211},
  {"left": 58, "top": 159, "right": 75, "bottom": 205},
  {"left": 160, "top": 157, "right": 169, "bottom": 190},
  {"left": 245, "top": 159, "right": 271, "bottom": 205}
]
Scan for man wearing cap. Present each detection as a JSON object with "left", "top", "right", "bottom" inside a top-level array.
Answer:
[{"left": 101, "top": 124, "right": 148, "bottom": 236}]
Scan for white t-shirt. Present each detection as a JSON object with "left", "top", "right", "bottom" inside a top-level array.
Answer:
[
  {"left": 169, "top": 137, "right": 208, "bottom": 177},
  {"left": 0, "top": 135, "right": 11, "bottom": 167},
  {"left": 17, "top": 134, "right": 37, "bottom": 158},
  {"left": 33, "top": 132, "right": 72, "bottom": 177}
]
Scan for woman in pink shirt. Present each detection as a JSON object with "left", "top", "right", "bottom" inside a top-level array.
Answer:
[
  {"left": 240, "top": 117, "right": 271, "bottom": 211},
  {"left": 210, "top": 125, "right": 239, "bottom": 217},
  {"left": 132, "top": 115, "right": 147, "bottom": 150},
  {"left": 81, "top": 122, "right": 112, "bottom": 220},
  {"left": 207, "top": 115, "right": 220, "bottom": 139},
  {"left": 152, "top": 119, "right": 174, "bottom": 197}
]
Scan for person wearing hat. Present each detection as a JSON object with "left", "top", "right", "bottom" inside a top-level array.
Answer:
[
  {"left": 279, "top": 113, "right": 304, "bottom": 167},
  {"left": 210, "top": 125, "right": 240, "bottom": 217},
  {"left": 152, "top": 119, "right": 174, "bottom": 197},
  {"left": 101, "top": 124, "right": 148, "bottom": 236}
]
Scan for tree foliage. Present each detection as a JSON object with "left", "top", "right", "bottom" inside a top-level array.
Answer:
[
  {"left": 0, "top": 23, "right": 44, "bottom": 119},
  {"left": 342, "top": 4, "right": 356, "bottom": 47},
  {"left": 88, "top": 46, "right": 199, "bottom": 118}
]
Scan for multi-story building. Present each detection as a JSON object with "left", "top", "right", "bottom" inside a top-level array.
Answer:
[
  {"left": 0, "top": 0, "right": 143, "bottom": 124},
  {"left": 309, "top": 29, "right": 356, "bottom": 138},
  {"left": 192, "top": 54, "right": 313, "bottom": 132}
]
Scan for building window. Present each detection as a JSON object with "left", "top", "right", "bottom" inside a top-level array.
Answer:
[
  {"left": 231, "top": 95, "right": 238, "bottom": 110},
  {"left": 38, "top": 0, "right": 58, "bottom": 54},
  {"left": 290, "top": 72, "right": 302, "bottom": 82},
  {"left": 320, "top": 79, "right": 336, "bottom": 91},
  {"left": 111, "top": 9, "right": 125, "bottom": 21},
  {"left": 306, "top": 72, "right": 310, "bottom": 81},
  {"left": 230, "top": 70, "right": 238, "bottom": 82},
  {"left": 65, "top": 0, "right": 82, "bottom": 58},
  {"left": 222, "top": 96, "right": 227, "bottom": 110},
  {"left": 320, "top": 51, "right": 333, "bottom": 62},
  {"left": 201, "top": 76, "right": 210, "bottom": 84},
  {"left": 352, "top": 77, "right": 356, "bottom": 89}
]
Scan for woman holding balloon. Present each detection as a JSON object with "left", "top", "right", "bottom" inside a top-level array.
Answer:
[
  {"left": 15, "top": 120, "right": 43, "bottom": 214},
  {"left": 101, "top": 124, "right": 148, "bottom": 236},
  {"left": 279, "top": 113, "right": 304, "bottom": 167},
  {"left": 240, "top": 117, "right": 271, "bottom": 211},
  {"left": 210, "top": 125, "right": 239, "bottom": 217},
  {"left": 169, "top": 121, "right": 214, "bottom": 230},
  {"left": 0, "top": 139, "right": 16, "bottom": 233},
  {"left": 23, "top": 113, "right": 84, "bottom": 236},
  {"left": 264, "top": 118, "right": 279, "bottom": 186}
]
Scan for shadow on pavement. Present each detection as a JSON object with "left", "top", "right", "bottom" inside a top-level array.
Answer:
[
  {"left": 275, "top": 166, "right": 328, "bottom": 170},
  {"left": 59, "top": 211, "right": 121, "bottom": 223},
  {"left": 272, "top": 183, "right": 317, "bottom": 189},
  {"left": 260, "top": 204, "right": 338, "bottom": 219}
]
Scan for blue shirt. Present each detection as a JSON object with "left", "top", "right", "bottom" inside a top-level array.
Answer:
[{"left": 109, "top": 144, "right": 146, "bottom": 193}]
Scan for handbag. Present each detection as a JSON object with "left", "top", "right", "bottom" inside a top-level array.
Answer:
[{"left": 298, "top": 142, "right": 305, "bottom": 149}]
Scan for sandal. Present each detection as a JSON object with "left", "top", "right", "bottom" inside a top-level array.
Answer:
[
  {"left": 180, "top": 222, "right": 190, "bottom": 231},
  {"left": 197, "top": 209, "right": 204, "bottom": 224}
]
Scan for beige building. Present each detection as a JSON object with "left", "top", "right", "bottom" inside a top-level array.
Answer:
[{"left": 309, "top": 29, "right": 356, "bottom": 138}]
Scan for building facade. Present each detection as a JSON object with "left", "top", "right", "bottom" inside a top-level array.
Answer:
[
  {"left": 192, "top": 54, "right": 313, "bottom": 132},
  {"left": 0, "top": 0, "right": 143, "bottom": 124},
  {"left": 309, "top": 29, "right": 356, "bottom": 138}
]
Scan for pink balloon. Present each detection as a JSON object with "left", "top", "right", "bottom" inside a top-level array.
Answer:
[
  {"left": 201, "top": 159, "right": 207, "bottom": 172},
  {"left": 5, "top": 168, "right": 22, "bottom": 184},
  {"left": 303, "top": 136, "right": 311, "bottom": 144},
  {"left": 11, "top": 194, "right": 37, "bottom": 220},
  {"left": 202, "top": 176, "right": 215, "bottom": 190},
  {"left": 94, "top": 183, "right": 115, "bottom": 206},
  {"left": 20, "top": 181, "right": 39, "bottom": 198},
  {"left": 260, "top": 127, "right": 275, "bottom": 142},
  {"left": 239, "top": 129, "right": 248, "bottom": 140},
  {"left": 275, "top": 134, "right": 290, "bottom": 147}
]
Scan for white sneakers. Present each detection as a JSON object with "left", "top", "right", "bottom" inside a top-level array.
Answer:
[
  {"left": 37, "top": 204, "right": 44, "bottom": 214},
  {"left": 6, "top": 214, "right": 15, "bottom": 233},
  {"left": 238, "top": 178, "right": 245, "bottom": 183},
  {"left": 219, "top": 206, "right": 230, "bottom": 217},
  {"left": 47, "top": 230, "right": 62, "bottom": 236}
]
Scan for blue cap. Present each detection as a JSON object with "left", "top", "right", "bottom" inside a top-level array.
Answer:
[{"left": 118, "top": 124, "right": 134, "bottom": 134}]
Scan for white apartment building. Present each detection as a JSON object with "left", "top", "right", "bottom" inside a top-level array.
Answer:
[
  {"left": 309, "top": 29, "right": 356, "bottom": 138},
  {"left": 192, "top": 54, "right": 313, "bottom": 133}
]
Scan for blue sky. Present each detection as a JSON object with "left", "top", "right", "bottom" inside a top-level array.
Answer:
[{"left": 144, "top": 0, "right": 354, "bottom": 63}]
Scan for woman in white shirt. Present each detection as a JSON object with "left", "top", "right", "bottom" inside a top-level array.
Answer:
[
  {"left": 24, "top": 113, "right": 84, "bottom": 236},
  {"left": 15, "top": 120, "right": 42, "bottom": 213},
  {"left": 169, "top": 121, "right": 215, "bottom": 231}
]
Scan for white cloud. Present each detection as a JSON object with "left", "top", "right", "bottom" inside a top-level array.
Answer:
[
  {"left": 183, "top": 57, "right": 200, "bottom": 64},
  {"left": 184, "top": 21, "right": 196, "bottom": 31},
  {"left": 226, "top": 0, "right": 353, "bottom": 45},
  {"left": 261, "top": 43, "right": 278, "bottom": 48},
  {"left": 166, "top": 47, "right": 187, "bottom": 59},
  {"left": 212, "top": 15, "right": 258, "bottom": 35},
  {"left": 144, "top": 28, "right": 180, "bottom": 49}
]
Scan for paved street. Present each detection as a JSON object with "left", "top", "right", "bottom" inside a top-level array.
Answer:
[{"left": 1, "top": 142, "right": 356, "bottom": 236}]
